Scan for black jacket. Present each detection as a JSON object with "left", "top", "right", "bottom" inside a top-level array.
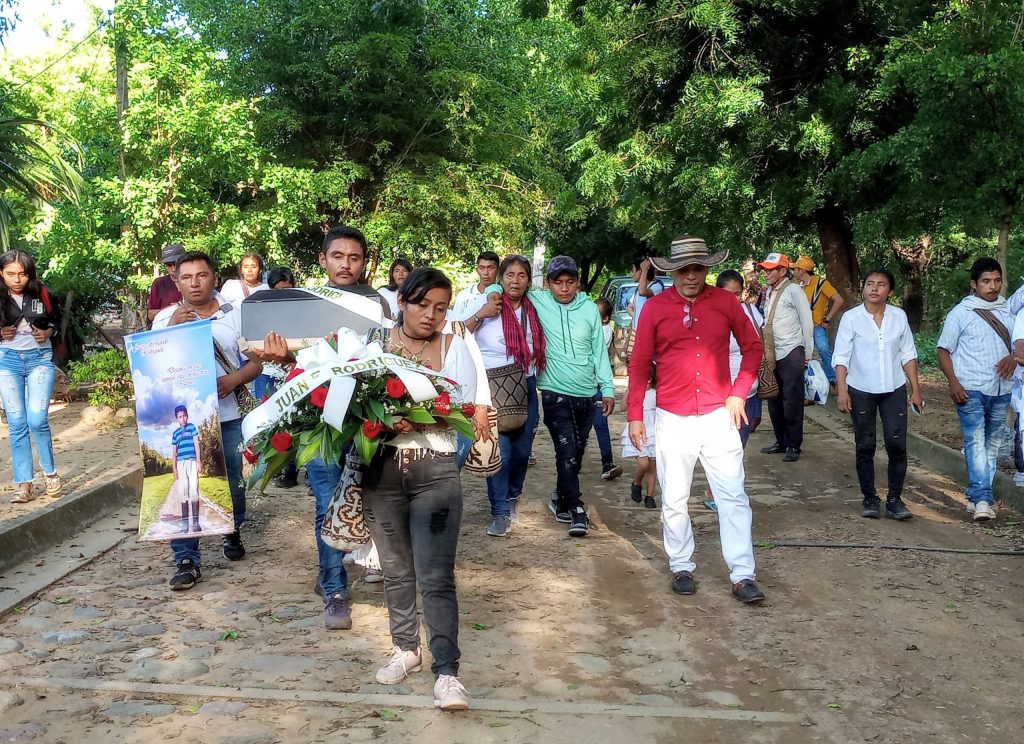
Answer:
[{"left": 2, "top": 286, "right": 60, "bottom": 332}]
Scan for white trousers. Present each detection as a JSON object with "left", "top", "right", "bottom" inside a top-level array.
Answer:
[
  {"left": 177, "top": 459, "right": 200, "bottom": 502},
  {"left": 654, "top": 406, "right": 756, "bottom": 583}
]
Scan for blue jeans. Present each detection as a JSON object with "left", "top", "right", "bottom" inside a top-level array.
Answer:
[
  {"left": 592, "top": 389, "right": 613, "bottom": 464},
  {"left": 455, "top": 434, "right": 472, "bottom": 471},
  {"left": 955, "top": 391, "right": 1011, "bottom": 505},
  {"left": 813, "top": 325, "right": 836, "bottom": 383},
  {"left": 306, "top": 456, "right": 349, "bottom": 598},
  {"left": 738, "top": 396, "right": 762, "bottom": 449},
  {"left": 541, "top": 388, "right": 595, "bottom": 512},
  {"left": 0, "top": 347, "right": 57, "bottom": 483},
  {"left": 486, "top": 376, "right": 539, "bottom": 517},
  {"left": 171, "top": 419, "right": 246, "bottom": 566},
  {"left": 253, "top": 373, "right": 274, "bottom": 401}
]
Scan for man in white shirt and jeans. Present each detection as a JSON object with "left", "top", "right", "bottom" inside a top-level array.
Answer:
[
  {"left": 937, "top": 257, "right": 1018, "bottom": 521},
  {"left": 756, "top": 252, "right": 813, "bottom": 462}
]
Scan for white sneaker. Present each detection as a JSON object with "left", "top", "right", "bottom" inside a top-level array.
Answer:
[
  {"left": 375, "top": 646, "right": 421, "bottom": 684},
  {"left": 364, "top": 568, "right": 384, "bottom": 584},
  {"left": 966, "top": 501, "right": 976, "bottom": 514},
  {"left": 974, "top": 501, "right": 995, "bottom": 522},
  {"left": 433, "top": 674, "right": 470, "bottom": 710},
  {"left": 1014, "top": 472, "right": 1024, "bottom": 488}
]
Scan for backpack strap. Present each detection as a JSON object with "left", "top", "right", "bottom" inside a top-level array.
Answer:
[
  {"left": 809, "top": 277, "right": 827, "bottom": 313},
  {"left": 972, "top": 308, "right": 1013, "bottom": 353}
]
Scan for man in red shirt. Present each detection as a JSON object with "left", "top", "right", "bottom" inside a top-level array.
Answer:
[
  {"left": 627, "top": 236, "right": 766, "bottom": 604},
  {"left": 147, "top": 243, "right": 185, "bottom": 323}
]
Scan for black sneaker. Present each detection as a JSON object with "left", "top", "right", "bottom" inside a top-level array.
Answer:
[
  {"left": 601, "top": 462, "right": 623, "bottom": 481},
  {"left": 630, "top": 483, "right": 642, "bottom": 503},
  {"left": 783, "top": 447, "right": 800, "bottom": 462},
  {"left": 548, "top": 494, "right": 571, "bottom": 523},
  {"left": 275, "top": 472, "right": 299, "bottom": 489},
  {"left": 567, "top": 506, "right": 589, "bottom": 537},
  {"left": 169, "top": 559, "right": 201, "bottom": 591},
  {"left": 862, "top": 499, "right": 880, "bottom": 519},
  {"left": 222, "top": 531, "right": 246, "bottom": 561},
  {"left": 671, "top": 571, "right": 695, "bottom": 595},
  {"left": 644, "top": 495, "right": 657, "bottom": 509},
  {"left": 886, "top": 499, "right": 913, "bottom": 520}
]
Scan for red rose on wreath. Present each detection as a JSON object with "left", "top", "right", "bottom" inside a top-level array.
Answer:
[
  {"left": 269, "top": 431, "right": 294, "bottom": 453},
  {"left": 284, "top": 366, "right": 304, "bottom": 382},
  {"left": 242, "top": 447, "right": 258, "bottom": 464},
  {"left": 385, "top": 377, "right": 407, "bottom": 398},
  {"left": 434, "top": 392, "right": 451, "bottom": 415},
  {"left": 461, "top": 403, "right": 475, "bottom": 417},
  {"left": 362, "top": 419, "right": 383, "bottom": 439},
  {"left": 310, "top": 386, "right": 328, "bottom": 408}
]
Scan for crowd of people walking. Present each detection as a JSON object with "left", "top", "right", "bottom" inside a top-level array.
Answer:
[{"left": 3, "top": 226, "right": 1024, "bottom": 712}]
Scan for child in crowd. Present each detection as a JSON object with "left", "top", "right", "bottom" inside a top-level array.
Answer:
[
  {"left": 622, "top": 365, "right": 657, "bottom": 508},
  {"left": 171, "top": 404, "right": 202, "bottom": 533}
]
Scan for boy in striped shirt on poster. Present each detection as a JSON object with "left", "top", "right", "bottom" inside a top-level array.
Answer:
[{"left": 171, "top": 404, "right": 203, "bottom": 534}]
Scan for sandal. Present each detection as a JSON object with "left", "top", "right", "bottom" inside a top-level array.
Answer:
[
  {"left": 45, "top": 474, "right": 63, "bottom": 498},
  {"left": 11, "top": 484, "right": 34, "bottom": 503}
]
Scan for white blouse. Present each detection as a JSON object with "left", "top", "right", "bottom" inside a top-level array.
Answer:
[
  {"left": 389, "top": 333, "right": 478, "bottom": 453},
  {"left": 463, "top": 293, "right": 536, "bottom": 374},
  {"left": 220, "top": 279, "right": 269, "bottom": 306},
  {"left": 376, "top": 287, "right": 401, "bottom": 319},
  {"left": 832, "top": 304, "right": 918, "bottom": 394}
]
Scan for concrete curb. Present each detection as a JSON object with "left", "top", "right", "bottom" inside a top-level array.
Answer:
[
  {"left": 805, "top": 403, "right": 1024, "bottom": 514},
  {"left": 0, "top": 467, "right": 141, "bottom": 574}
]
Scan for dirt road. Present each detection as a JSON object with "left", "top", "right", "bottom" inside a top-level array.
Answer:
[{"left": 1, "top": 405, "right": 1023, "bottom": 743}]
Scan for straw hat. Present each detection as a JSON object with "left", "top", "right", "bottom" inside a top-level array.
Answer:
[{"left": 650, "top": 236, "right": 728, "bottom": 271}]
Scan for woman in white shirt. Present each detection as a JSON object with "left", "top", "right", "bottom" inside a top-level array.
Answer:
[
  {"left": 220, "top": 253, "right": 269, "bottom": 305},
  {"left": 362, "top": 267, "right": 475, "bottom": 711},
  {"left": 462, "top": 255, "right": 546, "bottom": 537},
  {"left": 833, "top": 269, "right": 924, "bottom": 520},
  {"left": 376, "top": 258, "right": 412, "bottom": 320}
]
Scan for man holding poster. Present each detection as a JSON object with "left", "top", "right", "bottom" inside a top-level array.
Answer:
[{"left": 151, "top": 251, "right": 289, "bottom": 590}]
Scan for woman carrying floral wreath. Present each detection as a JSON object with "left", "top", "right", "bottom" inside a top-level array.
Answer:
[{"left": 362, "top": 266, "right": 477, "bottom": 711}]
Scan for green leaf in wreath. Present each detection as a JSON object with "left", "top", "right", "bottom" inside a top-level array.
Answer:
[
  {"left": 366, "top": 397, "right": 386, "bottom": 422},
  {"left": 258, "top": 449, "right": 292, "bottom": 491},
  {"left": 295, "top": 437, "right": 322, "bottom": 468},
  {"left": 405, "top": 406, "right": 437, "bottom": 425}
]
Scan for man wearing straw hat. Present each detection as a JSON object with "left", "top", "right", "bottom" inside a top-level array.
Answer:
[{"left": 627, "top": 236, "right": 766, "bottom": 604}]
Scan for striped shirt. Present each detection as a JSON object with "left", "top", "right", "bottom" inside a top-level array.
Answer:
[
  {"left": 937, "top": 299, "right": 1015, "bottom": 396},
  {"left": 172, "top": 423, "right": 199, "bottom": 461}
]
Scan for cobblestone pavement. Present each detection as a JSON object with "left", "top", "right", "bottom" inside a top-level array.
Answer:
[{"left": 1, "top": 404, "right": 1023, "bottom": 743}]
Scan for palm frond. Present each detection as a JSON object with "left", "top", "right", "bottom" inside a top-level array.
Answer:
[{"left": 0, "top": 117, "right": 84, "bottom": 250}]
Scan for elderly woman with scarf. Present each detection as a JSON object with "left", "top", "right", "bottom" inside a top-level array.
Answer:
[{"left": 463, "top": 254, "right": 546, "bottom": 537}]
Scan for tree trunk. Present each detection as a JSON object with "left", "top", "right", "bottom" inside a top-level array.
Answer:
[
  {"left": 814, "top": 202, "right": 859, "bottom": 304},
  {"left": 997, "top": 196, "right": 1014, "bottom": 284},
  {"left": 892, "top": 235, "right": 930, "bottom": 332},
  {"left": 531, "top": 230, "right": 545, "bottom": 289}
]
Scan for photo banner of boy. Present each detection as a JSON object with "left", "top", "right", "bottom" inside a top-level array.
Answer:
[{"left": 125, "top": 321, "right": 234, "bottom": 541}]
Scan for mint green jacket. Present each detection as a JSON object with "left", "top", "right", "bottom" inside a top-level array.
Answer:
[{"left": 529, "top": 289, "right": 614, "bottom": 399}]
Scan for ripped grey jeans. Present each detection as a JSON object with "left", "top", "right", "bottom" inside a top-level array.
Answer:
[{"left": 361, "top": 448, "right": 462, "bottom": 677}]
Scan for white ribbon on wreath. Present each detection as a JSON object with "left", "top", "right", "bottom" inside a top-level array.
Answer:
[{"left": 241, "top": 327, "right": 446, "bottom": 444}]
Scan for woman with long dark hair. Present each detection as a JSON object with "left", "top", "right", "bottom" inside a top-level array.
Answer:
[
  {"left": 377, "top": 258, "right": 412, "bottom": 319},
  {"left": 363, "top": 267, "right": 476, "bottom": 710},
  {"left": 463, "top": 254, "right": 546, "bottom": 536},
  {"left": 220, "top": 253, "right": 268, "bottom": 304},
  {"left": 0, "top": 250, "right": 62, "bottom": 502}
]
